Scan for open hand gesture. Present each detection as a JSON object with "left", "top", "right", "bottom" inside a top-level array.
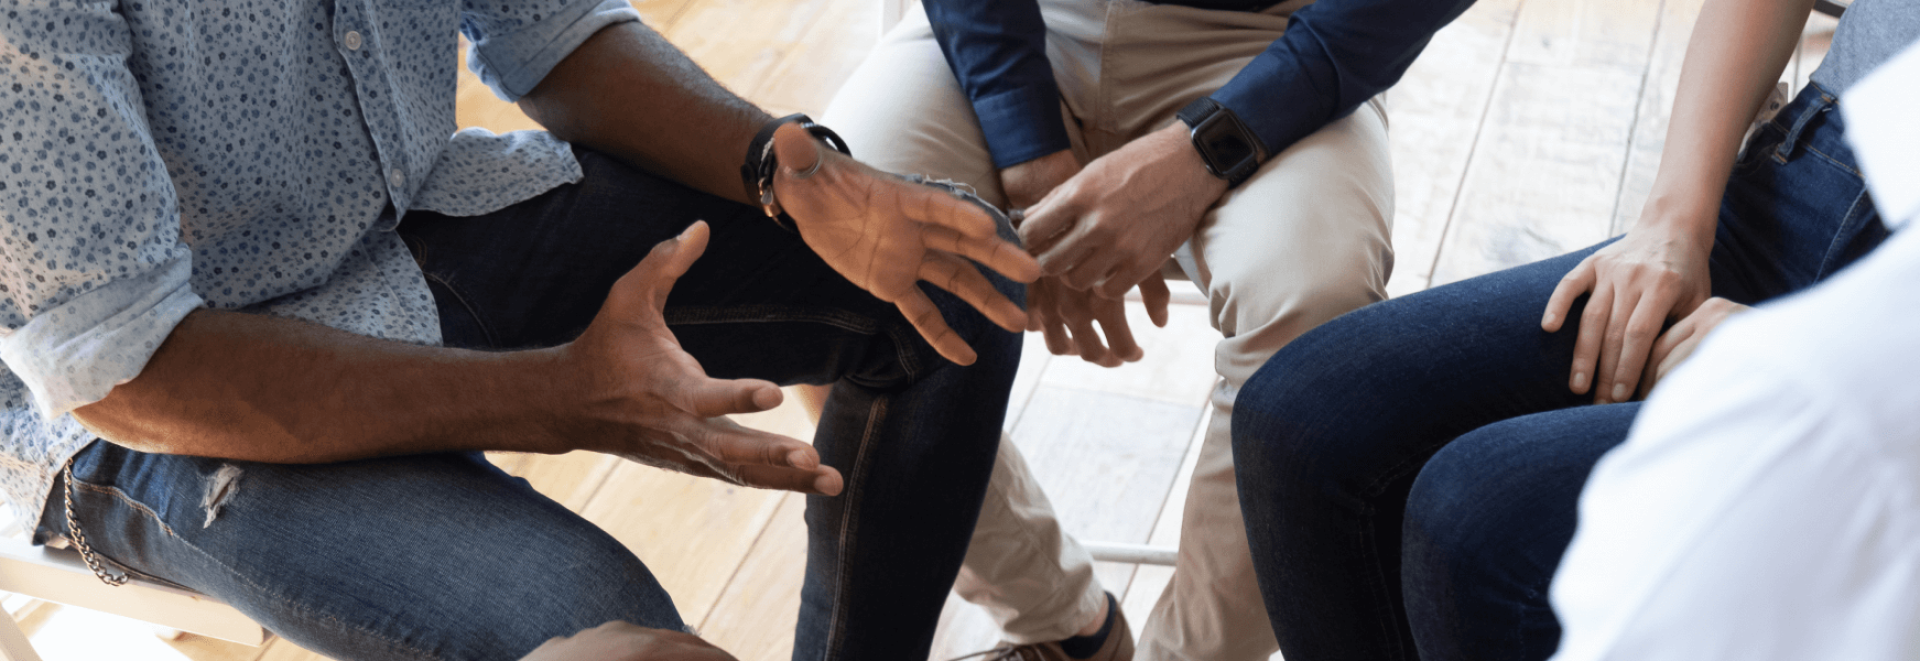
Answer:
[
  {"left": 560, "top": 222, "right": 844, "bottom": 495},
  {"left": 772, "top": 124, "right": 1041, "bottom": 365}
]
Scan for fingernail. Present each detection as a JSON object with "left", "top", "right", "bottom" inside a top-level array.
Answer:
[
  {"left": 788, "top": 450, "right": 816, "bottom": 470},
  {"left": 1541, "top": 312, "right": 1555, "bottom": 327},
  {"left": 679, "top": 221, "right": 701, "bottom": 239},
  {"left": 1573, "top": 372, "right": 1587, "bottom": 389},
  {"left": 1612, "top": 383, "right": 1629, "bottom": 401}
]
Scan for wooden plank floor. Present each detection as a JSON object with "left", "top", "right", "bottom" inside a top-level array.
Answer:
[{"left": 11, "top": 1, "right": 1840, "bottom": 660}]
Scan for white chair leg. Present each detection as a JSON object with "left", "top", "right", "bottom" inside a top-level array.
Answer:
[{"left": 0, "top": 611, "right": 43, "bottom": 661}]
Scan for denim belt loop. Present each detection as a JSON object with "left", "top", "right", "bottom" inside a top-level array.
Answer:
[{"left": 1775, "top": 88, "right": 1836, "bottom": 163}]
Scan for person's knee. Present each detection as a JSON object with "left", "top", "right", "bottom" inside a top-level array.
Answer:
[
  {"left": 425, "top": 527, "right": 684, "bottom": 659},
  {"left": 1231, "top": 302, "right": 1412, "bottom": 493},
  {"left": 1403, "top": 437, "right": 1510, "bottom": 578}
]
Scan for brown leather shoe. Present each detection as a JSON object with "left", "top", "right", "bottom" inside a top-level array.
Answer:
[{"left": 950, "top": 599, "right": 1134, "bottom": 661}]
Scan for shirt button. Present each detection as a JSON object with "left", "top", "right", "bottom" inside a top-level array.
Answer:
[
  {"left": 389, "top": 168, "right": 405, "bottom": 187},
  {"left": 344, "top": 31, "right": 363, "bottom": 51}
]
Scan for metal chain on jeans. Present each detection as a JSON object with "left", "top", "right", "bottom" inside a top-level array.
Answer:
[{"left": 62, "top": 461, "right": 129, "bottom": 587}]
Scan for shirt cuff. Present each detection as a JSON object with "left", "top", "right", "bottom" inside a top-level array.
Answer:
[
  {"left": 1208, "top": 57, "right": 1335, "bottom": 161},
  {"left": 465, "top": 0, "right": 642, "bottom": 102},
  {"left": 971, "top": 85, "right": 1073, "bottom": 169},
  {"left": 0, "top": 257, "right": 204, "bottom": 420}
]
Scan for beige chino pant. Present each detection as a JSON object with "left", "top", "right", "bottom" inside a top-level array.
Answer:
[{"left": 823, "top": 0, "right": 1392, "bottom": 657}]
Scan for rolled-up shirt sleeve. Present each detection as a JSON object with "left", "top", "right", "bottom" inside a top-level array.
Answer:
[
  {"left": 1211, "top": 0, "right": 1476, "bottom": 157},
  {"left": 925, "top": 0, "right": 1072, "bottom": 169},
  {"left": 460, "top": 0, "right": 642, "bottom": 102},
  {"left": 0, "top": 0, "right": 205, "bottom": 420}
]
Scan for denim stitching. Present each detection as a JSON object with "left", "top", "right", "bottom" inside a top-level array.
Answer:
[
  {"left": 423, "top": 271, "right": 501, "bottom": 350},
  {"left": 1802, "top": 143, "right": 1864, "bottom": 178},
  {"left": 74, "top": 482, "right": 181, "bottom": 540},
  {"left": 70, "top": 478, "right": 451, "bottom": 660},
  {"left": 1817, "top": 189, "right": 1878, "bottom": 279},
  {"left": 822, "top": 396, "right": 887, "bottom": 660},
  {"left": 1350, "top": 434, "right": 1460, "bottom": 660}
]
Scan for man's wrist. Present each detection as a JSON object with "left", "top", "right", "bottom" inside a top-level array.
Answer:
[
  {"left": 1153, "top": 124, "right": 1230, "bottom": 202},
  {"left": 1175, "top": 97, "right": 1265, "bottom": 188}
]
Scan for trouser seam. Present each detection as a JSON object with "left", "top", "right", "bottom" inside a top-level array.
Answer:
[
  {"left": 1817, "top": 189, "right": 1878, "bottom": 279},
  {"left": 423, "top": 271, "right": 500, "bottom": 349},
  {"left": 73, "top": 481, "right": 180, "bottom": 540},
  {"left": 1354, "top": 434, "right": 1460, "bottom": 660},
  {"left": 823, "top": 395, "right": 887, "bottom": 659}
]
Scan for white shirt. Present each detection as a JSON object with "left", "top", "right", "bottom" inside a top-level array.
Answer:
[{"left": 1548, "top": 40, "right": 1920, "bottom": 661}]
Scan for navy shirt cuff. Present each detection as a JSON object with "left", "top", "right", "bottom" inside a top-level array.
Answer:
[
  {"left": 972, "top": 84, "right": 1074, "bottom": 169},
  {"left": 1208, "top": 55, "right": 1337, "bottom": 160}
]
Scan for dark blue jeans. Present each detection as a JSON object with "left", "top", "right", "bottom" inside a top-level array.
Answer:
[
  {"left": 1232, "top": 83, "right": 1887, "bottom": 661},
  {"left": 38, "top": 148, "right": 1022, "bottom": 661}
]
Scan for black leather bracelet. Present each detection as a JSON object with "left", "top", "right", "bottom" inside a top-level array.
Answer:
[{"left": 739, "top": 113, "right": 851, "bottom": 230}]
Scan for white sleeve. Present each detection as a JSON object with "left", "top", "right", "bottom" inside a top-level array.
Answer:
[{"left": 1548, "top": 227, "right": 1920, "bottom": 661}]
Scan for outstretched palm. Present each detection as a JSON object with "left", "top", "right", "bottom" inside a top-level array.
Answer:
[{"left": 769, "top": 124, "right": 1041, "bottom": 365}]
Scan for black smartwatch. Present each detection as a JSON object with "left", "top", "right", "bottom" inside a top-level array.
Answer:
[
  {"left": 740, "top": 113, "right": 850, "bottom": 230},
  {"left": 1176, "top": 97, "right": 1265, "bottom": 188}
]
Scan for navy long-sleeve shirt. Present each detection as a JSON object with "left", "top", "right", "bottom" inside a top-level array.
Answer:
[{"left": 925, "top": 0, "right": 1477, "bottom": 169}]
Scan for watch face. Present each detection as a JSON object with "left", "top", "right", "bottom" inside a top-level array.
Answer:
[
  {"left": 1194, "top": 114, "right": 1256, "bottom": 177},
  {"left": 1200, "top": 130, "right": 1255, "bottom": 171}
]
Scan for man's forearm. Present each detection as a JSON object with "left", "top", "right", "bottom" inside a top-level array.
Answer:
[
  {"left": 518, "top": 22, "right": 770, "bottom": 204},
  {"left": 73, "top": 309, "right": 571, "bottom": 464}
]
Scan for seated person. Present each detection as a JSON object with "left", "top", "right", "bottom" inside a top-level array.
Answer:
[
  {"left": 1229, "top": 0, "right": 1913, "bottom": 658},
  {"left": 1550, "top": 38, "right": 1920, "bottom": 661},
  {"left": 819, "top": 0, "right": 1472, "bottom": 656},
  {"left": 0, "top": 0, "right": 1040, "bottom": 658}
]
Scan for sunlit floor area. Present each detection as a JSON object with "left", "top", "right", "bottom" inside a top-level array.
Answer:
[{"left": 1, "top": 0, "right": 1838, "bottom": 659}]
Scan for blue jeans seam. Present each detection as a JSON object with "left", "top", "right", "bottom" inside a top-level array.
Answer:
[
  {"left": 72, "top": 480, "right": 448, "bottom": 660},
  {"left": 822, "top": 395, "right": 887, "bottom": 660},
  {"left": 1357, "top": 436, "right": 1459, "bottom": 660},
  {"left": 1817, "top": 189, "right": 1877, "bottom": 279},
  {"left": 1801, "top": 142, "right": 1863, "bottom": 178},
  {"left": 423, "top": 271, "right": 501, "bottom": 349},
  {"left": 74, "top": 482, "right": 181, "bottom": 540}
]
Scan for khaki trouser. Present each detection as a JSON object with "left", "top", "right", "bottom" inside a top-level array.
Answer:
[{"left": 822, "top": 0, "right": 1393, "bottom": 657}]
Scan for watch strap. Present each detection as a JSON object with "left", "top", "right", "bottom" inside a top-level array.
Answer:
[
  {"left": 740, "top": 113, "right": 851, "bottom": 230},
  {"left": 1177, "top": 97, "right": 1263, "bottom": 188}
]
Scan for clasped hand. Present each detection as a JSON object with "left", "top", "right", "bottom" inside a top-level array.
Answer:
[
  {"left": 1541, "top": 226, "right": 1745, "bottom": 402},
  {"left": 1012, "top": 125, "right": 1225, "bottom": 366}
]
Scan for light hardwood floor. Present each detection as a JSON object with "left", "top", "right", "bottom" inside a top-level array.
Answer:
[{"left": 9, "top": 0, "right": 1838, "bottom": 659}]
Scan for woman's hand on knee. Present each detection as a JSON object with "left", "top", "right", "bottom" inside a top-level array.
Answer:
[
  {"left": 1541, "top": 227, "right": 1712, "bottom": 404},
  {"left": 1639, "top": 296, "right": 1749, "bottom": 395},
  {"left": 522, "top": 622, "right": 738, "bottom": 661}
]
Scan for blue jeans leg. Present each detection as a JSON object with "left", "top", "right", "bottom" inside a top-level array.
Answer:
[
  {"left": 41, "top": 445, "right": 681, "bottom": 661},
  {"left": 1400, "top": 404, "right": 1639, "bottom": 661},
  {"left": 1232, "top": 248, "right": 1600, "bottom": 661},
  {"left": 1232, "top": 83, "right": 1884, "bottom": 661}
]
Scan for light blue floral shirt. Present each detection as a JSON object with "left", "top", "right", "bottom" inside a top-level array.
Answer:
[{"left": 0, "top": 0, "right": 637, "bottom": 530}]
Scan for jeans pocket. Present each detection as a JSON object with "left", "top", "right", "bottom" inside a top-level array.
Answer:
[{"left": 1733, "top": 122, "right": 1786, "bottom": 177}]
